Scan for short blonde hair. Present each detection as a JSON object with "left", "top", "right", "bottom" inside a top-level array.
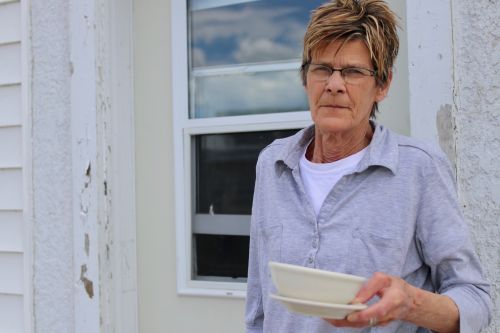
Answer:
[{"left": 301, "top": 0, "right": 399, "bottom": 115}]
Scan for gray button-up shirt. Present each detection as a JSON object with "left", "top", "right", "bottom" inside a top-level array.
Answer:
[{"left": 245, "top": 123, "right": 492, "bottom": 333}]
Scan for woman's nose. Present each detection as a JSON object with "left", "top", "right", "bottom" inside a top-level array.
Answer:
[{"left": 325, "top": 70, "right": 346, "bottom": 93}]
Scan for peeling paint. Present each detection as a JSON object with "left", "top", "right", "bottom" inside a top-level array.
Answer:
[
  {"left": 84, "top": 162, "right": 92, "bottom": 188},
  {"left": 85, "top": 162, "right": 91, "bottom": 177},
  {"left": 81, "top": 161, "right": 92, "bottom": 214},
  {"left": 436, "top": 104, "right": 457, "bottom": 174},
  {"left": 85, "top": 162, "right": 92, "bottom": 178},
  {"left": 85, "top": 233, "right": 90, "bottom": 256},
  {"left": 80, "top": 264, "right": 94, "bottom": 298}
]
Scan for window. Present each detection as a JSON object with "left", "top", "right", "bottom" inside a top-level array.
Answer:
[
  {"left": 193, "top": 130, "right": 297, "bottom": 282},
  {"left": 172, "top": 0, "right": 321, "bottom": 297}
]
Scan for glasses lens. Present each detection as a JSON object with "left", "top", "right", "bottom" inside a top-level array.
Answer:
[
  {"left": 308, "top": 65, "right": 331, "bottom": 81},
  {"left": 308, "top": 65, "right": 374, "bottom": 84},
  {"left": 342, "top": 68, "right": 373, "bottom": 84}
]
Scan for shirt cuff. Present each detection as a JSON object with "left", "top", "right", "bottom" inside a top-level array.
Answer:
[
  {"left": 443, "top": 287, "right": 490, "bottom": 333},
  {"left": 246, "top": 326, "right": 264, "bottom": 333}
]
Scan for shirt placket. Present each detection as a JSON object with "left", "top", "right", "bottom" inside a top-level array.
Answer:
[
  {"left": 316, "top": 174, "right": 354, "bottom": 269},
  {"left": 292, "top": 167, "right": 320, "bottom": 268}
]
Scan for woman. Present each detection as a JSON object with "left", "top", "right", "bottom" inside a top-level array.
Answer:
[{"left": 245, "top": 1, "right": 492, "bottom": 332}]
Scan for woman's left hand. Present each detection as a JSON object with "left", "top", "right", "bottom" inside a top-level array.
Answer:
[{"left": 325, "top": 272, "right": 417, "bottom": 328}]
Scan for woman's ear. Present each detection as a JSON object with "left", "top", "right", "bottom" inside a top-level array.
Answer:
[{"left": 375, "top": 70, "right": 393, "bottom": 102}]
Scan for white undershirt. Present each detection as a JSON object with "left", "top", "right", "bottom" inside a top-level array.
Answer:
[{"left": 299, "top": 146, "right": 367, "bottom": 217}]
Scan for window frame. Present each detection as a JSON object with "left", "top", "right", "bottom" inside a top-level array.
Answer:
[{"left": 171, "top": 0, "right": 312, "bottom": 297}]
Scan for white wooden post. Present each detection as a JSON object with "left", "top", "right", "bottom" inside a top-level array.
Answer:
[
  {"left": 70, "top": 0, "right": 138, "bottom": 331},
  {"left": 69, "top": 0, "right": 101, "bottom": 330}
]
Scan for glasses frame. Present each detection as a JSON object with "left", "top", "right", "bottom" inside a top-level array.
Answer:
[{"left": 306, "top": 63, "right": 376, "bottom": 84}]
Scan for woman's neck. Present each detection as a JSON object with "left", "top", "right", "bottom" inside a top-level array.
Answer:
[{"left": 307, "top": 123, "right": 373, "bottom": 163}]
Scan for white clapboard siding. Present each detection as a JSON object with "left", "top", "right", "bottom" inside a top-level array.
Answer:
[
  {"left": 0, "top": 84, "right": 22, "bottom": 126},
  {"left": 0, "top": 252, "right": 23, "bottom": 294},
  {"left": 0, "top": 294, "right": 23, "bottom": 332},
  {"left": 0, "top": 126, "right": 22, "bottom": 167},
  {"left": 0, "top": 169, "right": 22, "bottom": 210},
  {"left": 0, "top": 1, "right": 25, "bottom": 333},
  {"left": 0, "top": 43, "right": 21, "bottom": 85},
  {"left": 0, "top": 2, "right": 20, "bottom": 44},
  {"left": 0, "top": 211, "right": 22, "bottom": 252}
]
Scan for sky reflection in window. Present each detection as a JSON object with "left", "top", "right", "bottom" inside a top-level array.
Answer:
[
  {"left": 189, "top": 0, "right": 322, "bottom": 67},
  {"left": 188, "top": 0, "right": 322, "bottom": 118},
  {"left": 194, "top": 70, "right": 309, "bottom": 118}
]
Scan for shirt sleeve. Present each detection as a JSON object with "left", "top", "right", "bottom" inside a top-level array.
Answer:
[
  {"left": 416, "top": 151, "right": 492, "bottom": 332},
  {"left": 245, "top": 158, "right": 264, "bottom": 333}
]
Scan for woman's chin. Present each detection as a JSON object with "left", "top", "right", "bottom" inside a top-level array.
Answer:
[{"left": 315, "top": 118, "right": 353, "bottom": 134}]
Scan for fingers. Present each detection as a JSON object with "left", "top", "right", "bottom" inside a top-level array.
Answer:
[
  {"left": 327, "top": 272, "right": 415, "bottom": 329},
  {"left": 351, "top": 272, "right": 391, "bottom": 304},
  {"left": 325, "top": 316, "right": 392, "bottom": 328},
  {"left": 349, "top": 275, "right": 413, "bottom": 323},
  {"left": 346, "top": 301, "right": 393, "bottom": 324},
  {"left": 324, "top": 318, "right": 366, "bottom": 328}
]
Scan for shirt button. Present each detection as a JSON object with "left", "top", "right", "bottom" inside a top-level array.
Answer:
[{"left": 312, "top": 241, "right": 317, "bottom": 249}]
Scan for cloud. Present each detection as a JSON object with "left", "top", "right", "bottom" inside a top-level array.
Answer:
[
  {"left": 233, "top": 38, "right": 299, "bottom": 63},
  {"left": 192, "top": 6, "right": 301, "bottom": 42},
  {"left": 190, "top": 3, "right": 311, "bottom": 66},
  {"left": 192, "top": 47, "right": 207, "bottom": 66},
  {"left": 188, "top": 2, "right": 318, "bottom": 117},
  {"left": 194, "top": 70, "right": 308, "bottom": 118}
]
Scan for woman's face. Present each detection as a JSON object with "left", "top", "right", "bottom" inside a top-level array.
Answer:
[{"left": 305, "top": 39, "right": 391, "bottom": 136}]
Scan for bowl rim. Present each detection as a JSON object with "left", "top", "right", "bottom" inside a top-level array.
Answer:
[
  {"left": 269, "top": 261, "right": 367, "bottom": 283},
  {"left": 270, "top": 294, "right": 368, "bottom": 310}
]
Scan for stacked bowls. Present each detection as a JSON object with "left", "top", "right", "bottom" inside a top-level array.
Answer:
[{"left": 269, "top": 261, "right": 367, "bottom": 319}]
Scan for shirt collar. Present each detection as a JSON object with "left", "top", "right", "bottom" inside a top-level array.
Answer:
[{"left": 275, "top": 121, "right": 399, "bottom": 175}]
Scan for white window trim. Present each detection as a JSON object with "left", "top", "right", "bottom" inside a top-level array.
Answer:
[
  {"left": 171, "top": 0, "right": 311, "bottom": 297},
  {"left": 71, "top": 0, "right": 139, "bottom": 330},
  {"left": 108, "top": 0, "right": 139, "bottom": 330}
]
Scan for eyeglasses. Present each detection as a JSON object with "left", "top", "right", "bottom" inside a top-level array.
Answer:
[{"left": 307, "top": 63, "right": 376, "bottom": 84}]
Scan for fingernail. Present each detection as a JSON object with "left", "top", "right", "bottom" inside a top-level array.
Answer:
[
  {"left": 347, "top": 314, "right": 358, "bottom": 322},
  {"left": 350, "top": 298, "right": 362, "bottom": 304}
]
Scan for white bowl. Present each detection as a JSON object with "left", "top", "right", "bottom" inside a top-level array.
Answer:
[
  {"left": 269, "top": 261, "right": 366, "bottom": 304},
  {"left": 270, "top": 294, "right": 367, "bottom": 319}
]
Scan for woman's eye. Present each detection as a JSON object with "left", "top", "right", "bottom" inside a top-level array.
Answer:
[
  {"left": 343, "top": 68, "right": 364, "bottom": 76},
  {"left": 314, "top": 67, "right": 331, "bottom": 74}
]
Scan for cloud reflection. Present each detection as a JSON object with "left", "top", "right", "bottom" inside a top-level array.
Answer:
[
  {"left": 190, "top": 1, "right": 321, "bottom": 67},
  {"left": 195, "top": 70, "right": 309, "bottom": 118}
]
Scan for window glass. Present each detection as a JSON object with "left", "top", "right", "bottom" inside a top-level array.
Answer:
[
  {"left": 193, "top": 69, "right": 308, "bottom": 118},
  {"left": 188, "top": 0, "right": 323, "bottom": 118},
  {"left": 194, "top": 234, "right": 249, "bottom": 279},
  {"left": 195, "top": 129, "right": 298, "bottom": 215},
  {"left": 182, "top": 0, "right": 317, "bottom": 285},
  {"left": 189, "top": 0, "right": 320, "bottom": 67},
  {"left": 193, "top": 129, "right": 299, "bottom": 281}
]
